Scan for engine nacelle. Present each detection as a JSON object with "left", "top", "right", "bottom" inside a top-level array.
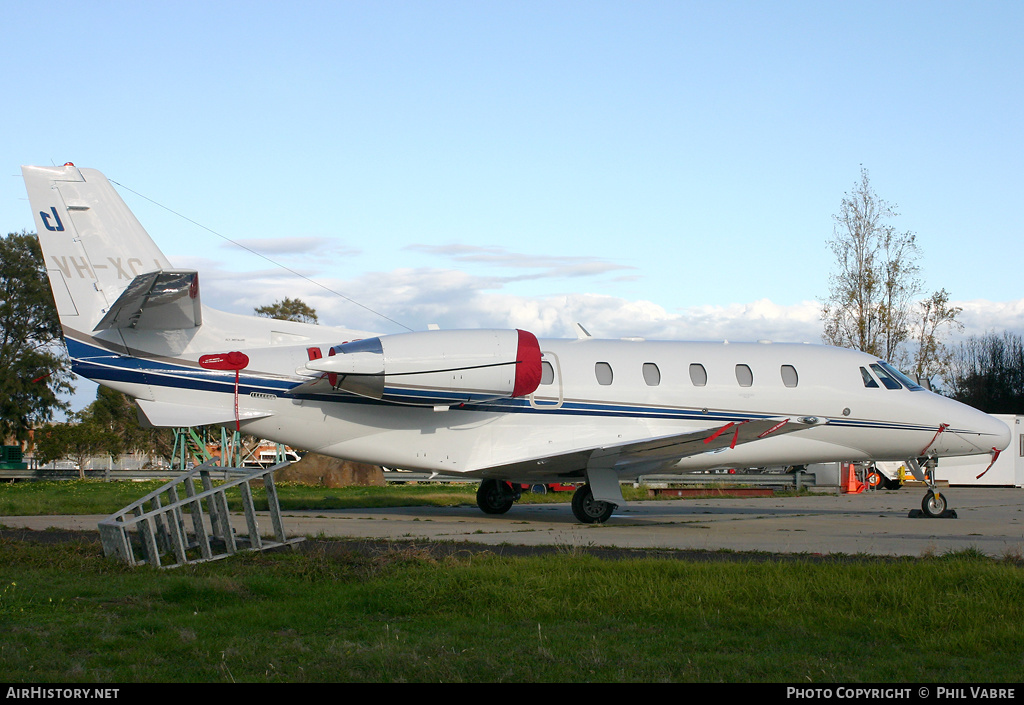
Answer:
[{"left": 300, "top": 329, "right": 542, "bottom": 406}]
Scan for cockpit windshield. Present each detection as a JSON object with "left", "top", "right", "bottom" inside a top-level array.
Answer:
[
  {"left": 875, "top": 361, "right": 924, "bottom": 391},
  {"left": 860, "top": 367, "right": 879, "bottom": 388}
]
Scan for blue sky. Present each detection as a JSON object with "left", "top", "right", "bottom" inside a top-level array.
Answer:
[{"left": 4, "top": 1, "right": 1023, "bottom": 375}]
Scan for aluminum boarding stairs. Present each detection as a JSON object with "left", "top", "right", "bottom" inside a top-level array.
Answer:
[{"left": 98, "top": 459, "right": 303, "bottom": 568}]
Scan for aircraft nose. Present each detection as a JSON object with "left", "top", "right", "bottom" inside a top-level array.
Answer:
[
  {"left": 986, "top": 414, "right": 1012, "bottom": 452},
  {"left": 958, "top": 408, "right": 1012, "bottom": 454},
  {"left": 941, "top": 396, "right": 1012, "bottom": 456}
]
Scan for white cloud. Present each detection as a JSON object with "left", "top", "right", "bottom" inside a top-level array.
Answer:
[
  {"left": 953, "top": 299, "right": 1024, "bottom": 341},
  {"left": 193, "top": 264, "right": 1024, "bottom": 348},
  {"left": 225, "top": 236, "right": 358, "bottom": 257},
  {"left": 59, "top": 268, "right": 1024, "bottom": 415},
  {"left": 405, "top": 243, "right": 636, "bottom": 282}
]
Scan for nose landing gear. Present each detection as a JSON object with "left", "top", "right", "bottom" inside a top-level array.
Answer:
[{"left": 906, "top": 457, "right": 957, "bottom": 519}]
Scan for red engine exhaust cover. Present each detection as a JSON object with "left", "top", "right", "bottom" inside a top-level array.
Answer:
[{"left": 512, "top": 329, "right": 542, "bottom": 397}]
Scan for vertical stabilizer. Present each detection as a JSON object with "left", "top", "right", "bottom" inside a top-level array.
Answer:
[{"left": 22, "top": 164, "right": 173, "bottom": 333}]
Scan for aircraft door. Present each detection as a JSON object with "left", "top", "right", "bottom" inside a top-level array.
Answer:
[{"left": 529, "top": 351, "right": 563, "bottom": 409}]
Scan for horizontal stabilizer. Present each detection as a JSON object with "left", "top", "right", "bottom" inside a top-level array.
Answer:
[
  {"left": 94, "top": 270, "right": 202, "bottom": 331},
  {"left": 136, "top": 399, "right": 272, "bottom": 428}
]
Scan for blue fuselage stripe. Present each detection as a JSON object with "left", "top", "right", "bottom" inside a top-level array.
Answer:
[{"left": 65, "top": 338, "right": 949, "bottom": 432}]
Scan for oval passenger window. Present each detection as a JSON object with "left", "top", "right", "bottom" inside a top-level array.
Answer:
[
  {"left": 642, "top": 362, "right": 661, "bottom": 386},
  {"left": 689, "top": 363, "right": 707, "bottom": 387}
]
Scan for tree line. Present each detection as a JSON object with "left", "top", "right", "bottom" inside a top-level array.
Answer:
[{"left": 944, "top": 331, "right": 1024, "bottom": 414}]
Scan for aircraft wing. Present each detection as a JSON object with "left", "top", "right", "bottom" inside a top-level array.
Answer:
[{"left": 477, "top": 415, "right": 823, "bottom": 481}]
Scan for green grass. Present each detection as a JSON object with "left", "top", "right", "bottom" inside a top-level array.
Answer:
[
  {"left": 0, "top": 536, "right": 1022, "bottom": 682},
  {"left": 2, "top": 481, "right": 1022, "bottom": 682},
  {"left": 0, "top": 479, "right": 662, "bottom": 516}
]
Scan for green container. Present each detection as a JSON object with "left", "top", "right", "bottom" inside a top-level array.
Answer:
[{"left": 0, "top": 445, "right": 27, "bottom": 470}]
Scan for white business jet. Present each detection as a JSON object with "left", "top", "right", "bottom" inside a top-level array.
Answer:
[{"left": 22, "top": 164, "right": 1011, "bottom": 523}]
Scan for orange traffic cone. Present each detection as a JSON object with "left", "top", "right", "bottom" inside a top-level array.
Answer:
[{"left": 843, "top": 463, "right": 865, "bottom": 494}]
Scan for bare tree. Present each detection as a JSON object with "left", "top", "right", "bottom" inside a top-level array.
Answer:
[
  {"left": 908, "top": 288, "right": 963, "bottom": 390},
  {"left": 821, "top": 167, "right": 922, "bottom": 362}
]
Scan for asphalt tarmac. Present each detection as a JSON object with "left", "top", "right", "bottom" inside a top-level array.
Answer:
[{"left": 4, "top": 486, "right": 1023, "bottom": 559}]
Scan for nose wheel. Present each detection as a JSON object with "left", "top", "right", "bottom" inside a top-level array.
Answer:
[{"left": 921, "top": 490, "right": 947, "bottom": 518}]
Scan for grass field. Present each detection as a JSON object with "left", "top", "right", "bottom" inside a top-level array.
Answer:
[
  {"left": 0, "top": 478, "right": 662, "bottom": 516},
  {"left": 1, "top": 480, "right": 1022, "bottom": 683}
]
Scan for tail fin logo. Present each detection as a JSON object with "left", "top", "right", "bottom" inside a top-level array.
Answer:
[{"left": 40, "top": 207, "right": 65, "bottom": 232}]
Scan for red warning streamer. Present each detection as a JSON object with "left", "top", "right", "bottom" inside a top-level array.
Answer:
[
  {"left": 704, "top": 422, "right": 735, "bottom": 444},
  {"left": 758, "top": 419, "right": 790, "bottom": 438},
  {"left": 976, "top": 447, "right": 1002, "bottom": 480},
  {"left": 919, "top": 423, "right": 950, "bottom": 456},
  {"left": 704, "top": 420, "right": 751, "bottom": 449}
]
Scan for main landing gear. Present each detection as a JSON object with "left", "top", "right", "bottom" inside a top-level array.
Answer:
[
  {"left": 571, "top": 484, "right": 615, "bottom": 524},
  {"left": 476, "top": 479, "right": 520, "bottom": 515},
  {"left": 476, "top": 479, "right": 617, "bottom": 524}
]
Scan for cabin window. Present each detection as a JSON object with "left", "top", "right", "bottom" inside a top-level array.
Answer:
[
  {"left": 595, "top": 362, "right": 614, "bottom": 385},
  {"left": 860, "top": 367, "right": 879, "bottom": 388},
  {"left": 735, "top": 364, "right": 753, "bottom": 387},
  {"left": 642, "top": 363, "right": 661, "bottom": 386},
  {"left": 540, "top": 361, "right": 554, "bottom": 385},
  {"left": 689, "top": 363, "right": 707, "bottom": 387},
  {"left": 870, "top": 363, "right": 902, "bottom": 390},
  {"left": 780, "top": 365, "right": 798, "bottom": 388}
]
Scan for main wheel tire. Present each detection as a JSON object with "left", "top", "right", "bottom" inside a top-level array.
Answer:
[
  {"left": 922, "top": 490, "right": 947, "bottom": 518},
  {"left": 477, "top": 479, "right": 514, "bottom": 515},
  {"left": 571, "top": 484, "right": 615, "bottom": 524}
]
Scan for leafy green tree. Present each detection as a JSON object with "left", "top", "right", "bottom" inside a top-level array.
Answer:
[
  {"left": 254, "top": 297, "right": 318, "bottom": 324},
  {"left": 0, "top": 231, "right": 74, "bottom": 441},
  {"left": 87, "top": 386, "right": 173, "bottom": 459},
  {"left": 33, "top": 414, "right": 123, "bottom": 479}
]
